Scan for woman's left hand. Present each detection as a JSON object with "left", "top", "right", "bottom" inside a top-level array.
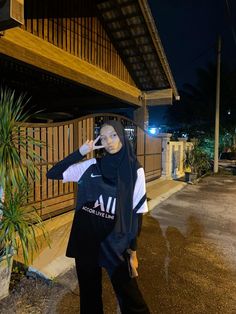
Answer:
[{"left": 79, "top": 136, "right": 104, "bottom": 156}]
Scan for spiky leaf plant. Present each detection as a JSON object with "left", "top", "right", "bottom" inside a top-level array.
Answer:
[
  {"left": 0, "top": 179, "right": 49, "bottom": 266},
  {"left": 0, "top": 87, "right": 42, "bottom": 190},
  {"left": 0, "top": 87, "right": 49, "bottom": 267}
]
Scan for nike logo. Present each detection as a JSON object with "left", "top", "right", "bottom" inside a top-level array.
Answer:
[{"left": 91, "top": 173, "right": 102, "bottom": 178}]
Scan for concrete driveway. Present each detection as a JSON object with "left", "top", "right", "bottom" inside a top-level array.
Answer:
[
  {"left": 56, "top": 174, "right": 236, "bottom": 313},
  {"left": 147, "top": 174, "right": 236, "bottom": 313},
  {"left": 1, "top": 174, "right": 235, "bottom": 314}
]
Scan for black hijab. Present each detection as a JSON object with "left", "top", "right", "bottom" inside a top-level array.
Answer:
[{"left": 100, "top": 120, "right": 141, "bottom": 233}]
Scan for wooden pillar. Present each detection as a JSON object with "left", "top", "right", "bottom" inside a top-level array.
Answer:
[{"left": 133, "top": 94, "right": 149, "bottom": 130}]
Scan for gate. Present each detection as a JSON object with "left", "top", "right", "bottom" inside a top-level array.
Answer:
[{"left": 20, "top": 114, "right": 162, "bottom": 219}]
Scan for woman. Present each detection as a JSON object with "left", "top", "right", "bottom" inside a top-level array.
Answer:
[{"left": 47, "top": 120, "right": 150, "bottom": 314}]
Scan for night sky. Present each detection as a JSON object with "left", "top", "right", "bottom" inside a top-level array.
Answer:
[{"left": 148, "top": 0, "right": 236, "bottom": 125}]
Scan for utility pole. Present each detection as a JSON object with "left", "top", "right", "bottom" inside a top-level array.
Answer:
[{"left": 214, "top": 36, "right": 221, "bottom": 173}]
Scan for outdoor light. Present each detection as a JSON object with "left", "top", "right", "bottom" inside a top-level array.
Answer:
[{"left": 149, "top": 127, "right": 157, "bottom": 135}]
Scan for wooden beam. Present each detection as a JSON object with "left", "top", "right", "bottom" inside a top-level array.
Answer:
[
  {"left": 0, "top": 28, "right": 142, "bottom": 106},
  {"left": 144, "top": 88, "right": 174, "bottom": 106}
]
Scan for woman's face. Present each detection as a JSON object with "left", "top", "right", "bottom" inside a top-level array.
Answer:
[{"left": 100, "top": 125, "right": 123, "bottom": 154}]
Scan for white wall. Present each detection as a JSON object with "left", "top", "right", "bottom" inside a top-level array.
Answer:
[{"left": 158, "top": 134, "right": 193, "bottom": 179}]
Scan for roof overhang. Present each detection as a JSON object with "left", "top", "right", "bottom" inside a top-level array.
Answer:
[
  {"left": 144, "top": 88, "right": 179, "bottom": 106},
  {"left": 0, "top": 27, "right": 142, "bottom": 106},
  {"left": 97, "top": 0, "right": 179, "bottom": 102}
]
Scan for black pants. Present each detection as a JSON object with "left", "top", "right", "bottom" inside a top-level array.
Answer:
[{"left": 75, "top": 258, "right": 150, "bottom": 314}]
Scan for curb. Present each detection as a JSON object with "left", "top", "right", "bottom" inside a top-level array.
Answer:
[
  {"left": 27, "top": 256, "right": 75, "bottom": 281},
  {"left": 147, "top": 181, "right": 186, "bottom": 211}
]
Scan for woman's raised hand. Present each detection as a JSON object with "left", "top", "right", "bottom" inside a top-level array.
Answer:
[{"left": 79, "top": 136, "right": 104, "bottom": 156}]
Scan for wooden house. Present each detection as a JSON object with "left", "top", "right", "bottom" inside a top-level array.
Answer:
[
  {"left": 0, "top": 0, "right": 178, "bottom": 123},
  {"left": 0, "top": 0, "right": 179, "bottom": 218}
]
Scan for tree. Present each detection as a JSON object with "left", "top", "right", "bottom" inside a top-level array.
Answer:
[{"left": 166, "top": 63, "right": 236, "bottom": 136}]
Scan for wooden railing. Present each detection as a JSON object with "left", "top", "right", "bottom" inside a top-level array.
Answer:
[
  {"left": 20, "top": 114, "right": 162, "bottom": 219},
  {"left": 23, "top": 0, "right": 135, "bottom": 86}
]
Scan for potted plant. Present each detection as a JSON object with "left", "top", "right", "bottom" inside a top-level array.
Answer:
[
  {"left": 0, "top": 87, "right": 49, "bottom": 300},
  {"left": 184, "top": 145, "right": 211, "bottom": 183},
  {"left": 0, "top": 179, "right": 49, "bottom": 299}
]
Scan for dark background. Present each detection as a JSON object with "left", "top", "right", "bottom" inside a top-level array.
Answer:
[{"left": 148, "top": 0, "right": 236, "bottom": 125}]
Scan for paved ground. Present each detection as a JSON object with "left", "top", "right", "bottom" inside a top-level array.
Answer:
[
  {"left": 149, "top": 174, "right": 236, "bottom": 313},
  {"left": 0, "top": 174, "right": 236, "bottom": 313}
]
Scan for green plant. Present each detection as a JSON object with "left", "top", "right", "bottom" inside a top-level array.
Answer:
[
  {"left": 0, "top": 86, "right": 49, "bottom": 268},
  {"left": 184, "top": 145, "right": 211, "bottom": 176},
  {"left": 0, "top": 87, "right": 42, "bottom": 190},
  {"left": 195, "top": 127, "right": 236, "bottom": 159},
  {"left": 0, "top": 179, "right": 49, "bottom": 266}
]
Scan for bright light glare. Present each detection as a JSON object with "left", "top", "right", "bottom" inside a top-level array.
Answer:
[{"left": 149, "top": 127, "right": 157, "bottom": 135}]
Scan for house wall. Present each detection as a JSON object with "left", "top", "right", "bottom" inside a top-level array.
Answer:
[{"left": 23, "top": 0, "right": 136, "bottom": 87}]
